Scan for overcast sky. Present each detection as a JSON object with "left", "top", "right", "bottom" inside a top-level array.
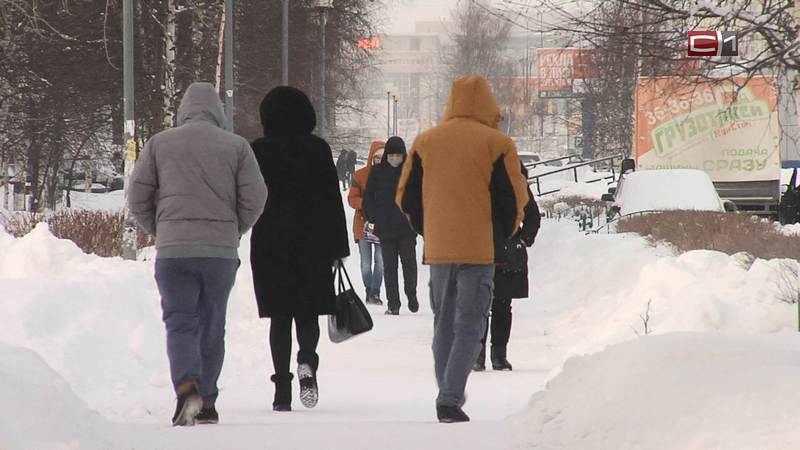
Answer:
[{"left": 382, "top": 0, "right": 460, "bottom": 33}]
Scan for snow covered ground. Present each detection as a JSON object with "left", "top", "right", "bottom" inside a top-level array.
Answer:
[{"left": 1, "top": 192, "right": 799, "bottom": 449}]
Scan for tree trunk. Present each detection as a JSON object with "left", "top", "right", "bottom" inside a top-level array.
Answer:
[
  {"left": 163, "top": 0, "right": 177, "bottom": 129},
  {"left": 215, "top": 3, "right": 226, "bottom": 92}
]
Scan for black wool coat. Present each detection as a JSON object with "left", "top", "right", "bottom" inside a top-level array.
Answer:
[
  {"left": 362, "top": 154, "right": 417, "bottom": 242},
  {"left": 494, "top": 165, "right": 542, "bottom": 300},
  {"left": 250, "top": 87, "right": 350, "bottom": 318}
]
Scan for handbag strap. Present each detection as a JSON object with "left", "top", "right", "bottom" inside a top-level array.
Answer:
[{"left": 336, "top": 259, "right": 355, "bottom": 292}]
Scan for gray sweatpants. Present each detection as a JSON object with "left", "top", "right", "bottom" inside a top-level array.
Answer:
[
  {"left": 155, "top": 257, "right": 239, "bottom": 406},
  {"left": 429, "top": 264, "right": 494, "bottom": 408}
]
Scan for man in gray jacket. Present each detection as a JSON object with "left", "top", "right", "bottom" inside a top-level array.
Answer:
[{"left": 128, "top": 82, "right": 267, "bottom": 427}]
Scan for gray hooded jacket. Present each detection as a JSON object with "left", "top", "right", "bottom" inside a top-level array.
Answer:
[{"left": 128, "top": 82, "right": 267, "bottom": 259}]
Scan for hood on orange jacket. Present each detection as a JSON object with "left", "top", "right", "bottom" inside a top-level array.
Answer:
[
  {"left": 395, "top": 76, "right": 528, "bottom": 265},
  {"left": 347, "top": 140, "right": 385, "bottom": 241},
  {"left": 442, "top": 76, "right": 502, "bottom": 128}
]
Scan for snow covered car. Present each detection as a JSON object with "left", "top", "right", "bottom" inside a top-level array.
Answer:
[
  {"left": 518, "top": 152, "right": 542, "bottom": 166},
  {"left": 602, "top": 169, "right": 737, "bottom": 218}
]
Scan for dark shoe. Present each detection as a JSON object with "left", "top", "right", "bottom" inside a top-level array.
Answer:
[
  {"left": 437, "top": 405, "right": 470, "bottom": 423},
  {"left": 491, "top": 346, "right": 513, "bottom": 371},
  {"left": 270, "top": 373, "right": 294, "bottom": 410},
  {"left": 172, "top": 381, "right": 202, "bottom": 426},
  {"left": 384, "top": 308, "right": 399, "bottom": 315},
  {"left": 297, "top": 363, "right": 318, "bottom": 409},
  {"left": 473, "top": 343, "right": 486, "bottom": 372},
  {"left": 408, "top": 296, "right": 419, "bottom": 313},
  {"left": 195, "top": 405, "right": 219, "bottom": 424},
  {"left": 366, "top": 293, "right": 383, "bottom": 305}
]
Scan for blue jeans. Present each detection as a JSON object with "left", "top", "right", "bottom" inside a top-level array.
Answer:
[
  {"left": 358, "top": 239, "right": 383, "bottom": 296},
  {"left": 155, "top": 257, "right": 239, "bottom": 406},
  {"left": 430, "top": 264, "right": 494, "bottom": 408}
]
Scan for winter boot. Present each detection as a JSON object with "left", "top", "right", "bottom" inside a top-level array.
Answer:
[
  {"left": 172, "top": 380, "right": 202, "bottom": 426},
  {"left": 472, "top": 344, "right": 486, "bottom": 372},
  {"left": 195, "top": 405, "right": 219, "bottom": 424},
  {"left": 384, "top": 308, "right": 399, "bottom": 315},
  {"left": 436, "top": 405, "right": 470, "bottom": 423},
  {"left": 407, "top": 295, "right": 419, "bottom": 313},
  {"left": 365, "top": 290, "right": 382, "bottom": 305},
  {"left": 270, "top": 373, "right": 294, "bottom": 411},
  {"left": 490, "top": 346, "right": 513, "bottom": 371},
  {"left": 297, "top": 363, "right": 319, "bottom": 409}
]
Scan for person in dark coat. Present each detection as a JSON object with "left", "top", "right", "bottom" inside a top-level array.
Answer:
[
  {"left": 363, "top": 137, "right": 418, "bottom": 315},
  {"left": 347, "top": 150, "right": 358, "bottom": 186},
  {"left": 336, "top": 150, "right": 349, "bottom": 190},
  {"left": 475, "top": 164, "right": 541, "bottom": 371},
  {"left": 249, "top": 86, "right": 350, "bottom": 412}
]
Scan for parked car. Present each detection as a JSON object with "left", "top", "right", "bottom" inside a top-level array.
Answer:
[
  {"left": 602, "top": 168, "right": 736, "bottom": 218},
  {"left": 518, "top": 152, "right": 542, "bottom": 166}
]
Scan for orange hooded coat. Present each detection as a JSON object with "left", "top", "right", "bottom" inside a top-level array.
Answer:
[
  {"left": 396, "top": 76, "right": 528, "bottom": 264},
  {"left": 347, "top": 141, "right": 385, "bottom": 242}
]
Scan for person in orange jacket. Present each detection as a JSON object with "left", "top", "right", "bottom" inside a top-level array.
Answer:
[
  {"left": 396, "top": 76, "right": 528, "bottom": 423},
  {"left": 348, "top": 141, "right": 385, "bottom": 305}
]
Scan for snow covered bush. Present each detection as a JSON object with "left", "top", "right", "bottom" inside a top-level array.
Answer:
[
  {"left": 618, "top": 211, "right": 800, "bottom": 261},
  {"left": 7, "top": 210, "right": 153, "bottom": 257}
]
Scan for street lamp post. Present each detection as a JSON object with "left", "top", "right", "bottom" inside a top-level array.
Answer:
[
  {"left": 282, "top": 0, "right": 289, "bottom": 85},
  {"left": 393, "top": 94, "right": 399, "bottom": 136},
  {"left": 383, "top": 83, "right": 395, "bottom": 138},
  {"left": 386, "top": 91, "right": 392, "bottom": 137},
  {"left": 224, "top": 0, "right": 234, "bottom": 131},
  {"left": 121, "top": 0, "right": 137, "bottom": 260},
  {"left": 316, "top": 0, "right": 333, "bottom": 138}
]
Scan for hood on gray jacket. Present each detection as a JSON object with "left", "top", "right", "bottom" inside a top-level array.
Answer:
[{"left": 177, "top": 82, "right": 227, "bottom": 128}]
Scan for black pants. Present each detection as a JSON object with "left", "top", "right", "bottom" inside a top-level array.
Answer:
[
  {"left": 381, "top": 237, "right": 417, "bottom": 311},
  {"left": 481, "top": 296, "right": 512, "bottom": 348},
  {"left": 269, "top": 314, "right": 320, "bottom": 376}
]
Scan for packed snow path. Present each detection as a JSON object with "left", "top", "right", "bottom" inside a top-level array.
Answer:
[{"left": 2, "top": 192, "right": 798, "bottom": 449}]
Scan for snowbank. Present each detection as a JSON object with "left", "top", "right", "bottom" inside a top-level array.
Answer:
[
  {"left": 516, "top": 332, "right": 800, "bottom": 450},
  {"left": 781, "top": 223, "right": 800, "bottom": 236},
  {"left": 552, "top": 247, "right": 796, "bottom": 359},
  {"left": 0, "top": 345, "right": 117, "bottom": 450},
  {"left": 0, "top": 223, "right": 170, "bottom": 418}
]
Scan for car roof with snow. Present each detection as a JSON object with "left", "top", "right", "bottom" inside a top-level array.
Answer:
[{"left": 615, "top": 169, "right": 725, "bottom": 216}]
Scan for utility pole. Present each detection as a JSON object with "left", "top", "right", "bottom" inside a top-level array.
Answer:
[
  {"left": 121, "top": 0, "right": 137, "bottom": 260},
  {"left": 224, "top": 0, "right": 234, "bottom": 132},
  {"left": 282, "top": 0, "right": 289, "bottom": 85},
  {"left": 316, "top": 0, "right": 333, "bottom": 138}
]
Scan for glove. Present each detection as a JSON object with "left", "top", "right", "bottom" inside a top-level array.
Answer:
[{"left": 522, "top": 235, "right": 536, "bottom": 247}]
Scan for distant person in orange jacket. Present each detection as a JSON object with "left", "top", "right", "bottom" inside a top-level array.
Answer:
[{"left": 348, "top": 141, "right": 385, "bottom": 305}]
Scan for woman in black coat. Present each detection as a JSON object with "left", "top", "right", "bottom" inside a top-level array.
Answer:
[
  {"left": 250, "top": 87, "right": 349, "bottom": 411},
  {"left": 362, "top": 137, "right": 418, "bottom": 315},
  {"left": 476, "top": 164, "right": 541, "bottom": 371}
]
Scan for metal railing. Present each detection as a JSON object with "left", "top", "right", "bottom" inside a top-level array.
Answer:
[
  {"left": 528, "top": 154, "right": 624, "bottom": 196},
  {"left": 523, "top": 155, "right": 579, "bottom": 169}
]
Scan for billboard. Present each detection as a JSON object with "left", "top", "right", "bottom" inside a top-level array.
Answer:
[
  {"left": 536, "top": 48, "right": 596, "bottom": 97},
  {"left": 635, "top": 77, "right": 781, "bottom": 183}
]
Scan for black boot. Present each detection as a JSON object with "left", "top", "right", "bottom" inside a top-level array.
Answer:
[
  {"left": 297, "top": 363, "right": 319, "bottom": 409},
  {"left": 270, "top": 373, "right": 294, "bottom": 411},
  {"left": 472, "top": 344, "right": 486, "bottom": 372},
  {"left": 491, "top": 346, "right": 512, "bottom": 371}
]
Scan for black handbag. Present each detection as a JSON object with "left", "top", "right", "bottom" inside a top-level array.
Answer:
[
  {"left": 500, "top": 236, "right": 528, "bottom": 274},
  {"left": 328, "top": 260, "right": 374, "bottom": 343}
]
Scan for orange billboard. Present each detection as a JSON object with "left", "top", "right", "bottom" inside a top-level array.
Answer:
[
  {"left": 536, "top": 48, "right": 597, "bottom": 94},
  {"left": 634, "top": 77, "right": 781, "bottom": 183}
]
